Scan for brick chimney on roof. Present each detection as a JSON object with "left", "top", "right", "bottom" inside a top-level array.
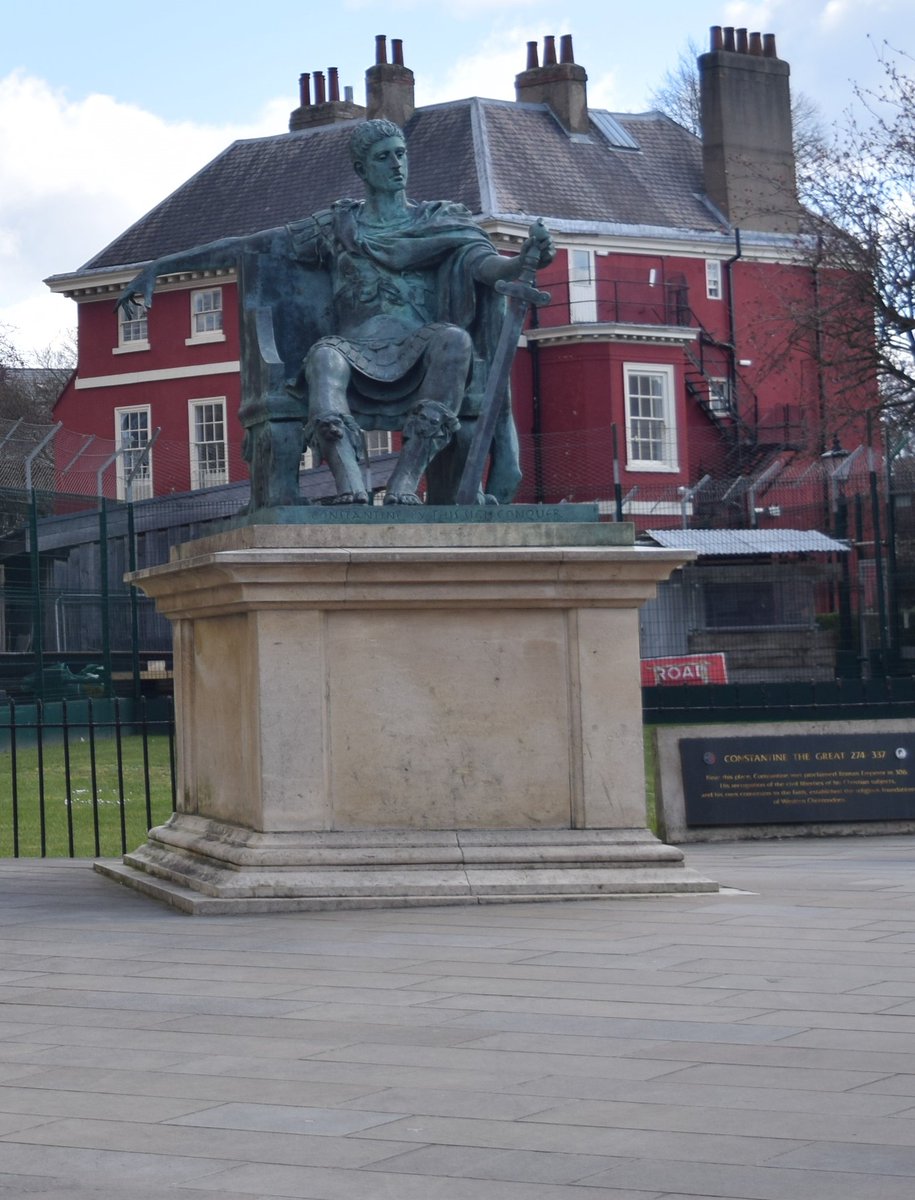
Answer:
[
  {"left": 514, "top": 34, "right": 589, "bottom": 134},
  {"left": 699, "top": 25, "right": 800, "bottom": 232},
  {"left": 366, "top": 35, "right": 415, "bottom": 127},
  {"left": 289, "top": 63, "right": 365, "bottom": 130}
]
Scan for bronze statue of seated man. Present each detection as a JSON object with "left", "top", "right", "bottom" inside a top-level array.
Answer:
[{"left": 117, "top": 118, "right": 554, "bottom": 507}]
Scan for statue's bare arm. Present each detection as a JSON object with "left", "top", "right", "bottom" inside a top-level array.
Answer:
[
  {"left": 115, "top": 227, "right": 290, "bottom": 319},
  {"left": 472, "top": 220, "right": 555, "bottom": 289}
]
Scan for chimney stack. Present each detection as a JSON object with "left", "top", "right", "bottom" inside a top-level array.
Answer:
[
  {"left": 514, "top": 34, "right": 589, "bottom": 135},
  {"left": 289, "top": 60, "right": 365, "bottom": 130},
  {"left": 698, "top": 25, "right": 800, "bottom": 232},
  {"left": 366, "top": 33, "right": 415, "bottom": 127}
]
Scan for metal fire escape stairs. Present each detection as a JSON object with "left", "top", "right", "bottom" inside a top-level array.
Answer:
[{"left": 684, "top": 332, "right": 792, "bottom": 476}]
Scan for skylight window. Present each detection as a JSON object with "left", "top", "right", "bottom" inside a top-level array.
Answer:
[{"left": 590, "top": 111, "right": 640, "bottom": 151}]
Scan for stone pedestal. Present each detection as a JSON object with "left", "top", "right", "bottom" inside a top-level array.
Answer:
[{"left": 97, "top": 522, "right": 715, "bottom": 911}]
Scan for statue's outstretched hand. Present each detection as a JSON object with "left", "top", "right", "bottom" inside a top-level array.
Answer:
[{"left": 115, "top": 265, "right": 157, "bottom": 319}]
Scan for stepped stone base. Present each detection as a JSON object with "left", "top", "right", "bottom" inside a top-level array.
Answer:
[
  {"left": 97, "top": 820, "right": 716, "bottom": 915},
  {"left": 96, "top": 523, "right": 715, "bottom": 913}
]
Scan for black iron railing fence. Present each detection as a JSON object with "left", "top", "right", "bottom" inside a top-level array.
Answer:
[
  {"left": 0, "top": 696, "right": 176, "bottom": 858},
  {"left": 644, "top": 676, "right": 915, "bottom": 725}
]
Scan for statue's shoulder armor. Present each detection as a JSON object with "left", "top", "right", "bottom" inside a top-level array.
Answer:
[{"left": 287, "top": 206, "right": 345, "bottom": 264}]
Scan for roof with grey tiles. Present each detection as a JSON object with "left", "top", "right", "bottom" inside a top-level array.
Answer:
[{"left": 75, "top": 99, "right": 723, "bottom": 274}]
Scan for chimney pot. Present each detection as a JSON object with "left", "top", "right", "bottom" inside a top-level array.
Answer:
[
  {"left": 344, "top": 84, "right": 354, "bottom": 103},
  {"left": 763, "top": 33, "right": 778, "bottom": 58},
  {"left": 723, "top": 26, "right": 736, "bottom": 51},
  {"left": 736, "top": 28, "right": 749, "bottom": 53},
  {"left": 328, "top": 67, "right": 340, "bottom": 101},
  {"left": 748, "top": 32, "right": 763, "bottom": 56},
  {"left": 366, "top": 34, "right": 414, "bottom": 126},
  {"left": 314, "top": 70, "right": 326, "bottom": 105},
  {"left": 710, "top": 25, "right": 723, "bottom": 51},
  {"left": 298, "top": 72, "right": 311, "bottom": 107},
  {"left": 515, "top": 32, "right": 589, "bottom": 134}
]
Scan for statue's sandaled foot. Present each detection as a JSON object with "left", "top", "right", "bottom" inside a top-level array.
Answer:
[
  {"left": 383, "top": 491, "right": 423, "bottom": 506},
  {"left": 324, "top": 491, "right": 369, "bottom": 505}
]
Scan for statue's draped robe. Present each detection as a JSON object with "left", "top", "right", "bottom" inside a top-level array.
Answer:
[{"left": 287, "top": 200, "right": 506, "bottom": 424}]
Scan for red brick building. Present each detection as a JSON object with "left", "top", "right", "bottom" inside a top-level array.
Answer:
[{"left": 45, "top": 27, "right": 873, "bottom": 524}]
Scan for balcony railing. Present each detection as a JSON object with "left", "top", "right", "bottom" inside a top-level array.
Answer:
[{"left": 544, "top": 280, "right": 695, "bottom": 329}]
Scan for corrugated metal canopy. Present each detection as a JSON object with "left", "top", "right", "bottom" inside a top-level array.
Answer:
[{"left": 644, "top": 529, "right": 850, "bottom": 555}]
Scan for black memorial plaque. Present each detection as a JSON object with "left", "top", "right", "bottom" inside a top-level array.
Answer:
[{"left": 680, "top": 733, "right": 915, "bottom": 826}]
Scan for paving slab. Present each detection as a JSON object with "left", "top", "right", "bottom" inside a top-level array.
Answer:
[{"left": 1, "top": 838, "right": 915, "bottom": 1198}]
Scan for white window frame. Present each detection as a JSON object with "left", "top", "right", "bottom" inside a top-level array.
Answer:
[
  {"left": 186, "top": 286, "right": 225, "bottom": 345},
  {"left": 708, "top": 376, "right": 732, "bottom": 412},
  {"left": 364, "top": 430, "right": 393, "bottom": 456},
  {"left": 705, "top": 259, "right": 722, "bottom": 300},
  {"left": 624, "top": 362, "right": 679, "bottom": 473},
  {"left": 114, "top": 310, "right": 149, "bottom": 355},
  {"left": 300, "top": 428, "right": 392, "bottom": 474},
  {"left": 188, "top": 397, "right": 229, "bottom": 489},
  {"left": 568, "top": 248, "right": 597, "bottom": 324},
  {"left": 114, "top": 405, "right": 153, "bottom": 499}
]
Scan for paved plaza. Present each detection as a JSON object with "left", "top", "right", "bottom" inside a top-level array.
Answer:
[{"left": 1, "top": 837, "right": 915, "bottom": 1199}]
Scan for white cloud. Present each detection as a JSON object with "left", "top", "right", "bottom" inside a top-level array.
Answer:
[
  {"left": 343, "top": 0, "right": 536, "bottom": 14},
  {"left": 0, "top": 71, "right": 287, "bottom": 359},
  {"left": 721, "top": 2, "right": 782, "bottom": 28},
  {"left": 416, "top": 22, "right": 615, "bottom": 108},
  {"left": 417, "top": 28, "right": 527, "bottom": 104},
  {"left": 588, "top": 72, "right": 623, "bottom": 112},
  {"left": 820, "top": 0, "right": 855, "bottom": 27}
]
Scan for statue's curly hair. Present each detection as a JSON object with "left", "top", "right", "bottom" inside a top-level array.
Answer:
[{"left": 349, "top": 119, "right": 405, "bottom": 169}]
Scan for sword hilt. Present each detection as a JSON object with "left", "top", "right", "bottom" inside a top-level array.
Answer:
[{"left": 495, "top": 279, "right": 551, "bottom": 305}]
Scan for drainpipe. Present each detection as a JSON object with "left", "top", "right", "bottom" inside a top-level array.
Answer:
[
  {"left": 812, "top": 235, "right": 828, "bottom": 454},
  {"left": 724, "top": 228, "right": 744, "bottom": 437}
]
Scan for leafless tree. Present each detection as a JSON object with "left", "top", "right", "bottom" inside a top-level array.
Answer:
[
  {"left": 790, "top": 46, "right": 915, "bottom": 427},
  {"left": 0, "top": 325, "right": 75, "bottom": 424}
]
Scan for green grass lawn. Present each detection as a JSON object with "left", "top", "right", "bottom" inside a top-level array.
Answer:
[
  {"left": 0, "top": 734, "right": 175, "bottom": 858},
  {"left": 2, "top": 730, "right": 660, "bottom": 859},
  {"left": 644, "top": 728, "right": 658, "bottom": 835}
]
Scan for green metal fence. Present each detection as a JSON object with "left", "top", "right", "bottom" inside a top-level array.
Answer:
[{"left": 0, "top": 696, "right": 176, "bottom": 858}]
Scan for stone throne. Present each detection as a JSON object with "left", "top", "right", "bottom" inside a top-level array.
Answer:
[{"left": 235, "top": 248, "right": 522, "bottom": 512}]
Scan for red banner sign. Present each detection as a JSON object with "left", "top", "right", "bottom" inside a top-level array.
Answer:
[{"left": 641, "top": 652, "right": 728, "bottom": 687}]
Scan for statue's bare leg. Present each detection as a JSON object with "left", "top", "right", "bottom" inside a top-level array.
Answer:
[
  {"left": 304, "top": 344, "right": 368, "bottom": 503},
  {"left": 385, "top": 327, "right": 471, "bottom": 504}
]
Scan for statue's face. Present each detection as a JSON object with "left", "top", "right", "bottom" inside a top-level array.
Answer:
[{"left": 356, "top": 135, "right": 408, "bottom": 194}]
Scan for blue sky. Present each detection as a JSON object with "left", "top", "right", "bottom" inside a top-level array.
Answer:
[{"left": 1, "top": 0, "right": 913, "bottom": 358}]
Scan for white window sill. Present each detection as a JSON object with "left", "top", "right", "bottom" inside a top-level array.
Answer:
[
  {"left": 626, "top": 461, "right": 681, "bottom": 474},
  {"left": 113, "top": 342, "right": 150, "bottom": 355},
  {"left": 185, "top": 332, "right": 226, "bottom": 346}
]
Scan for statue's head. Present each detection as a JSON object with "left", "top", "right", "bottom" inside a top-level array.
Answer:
[{"left": 349, "top": 119, "right": 405, "bottom": 172}]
